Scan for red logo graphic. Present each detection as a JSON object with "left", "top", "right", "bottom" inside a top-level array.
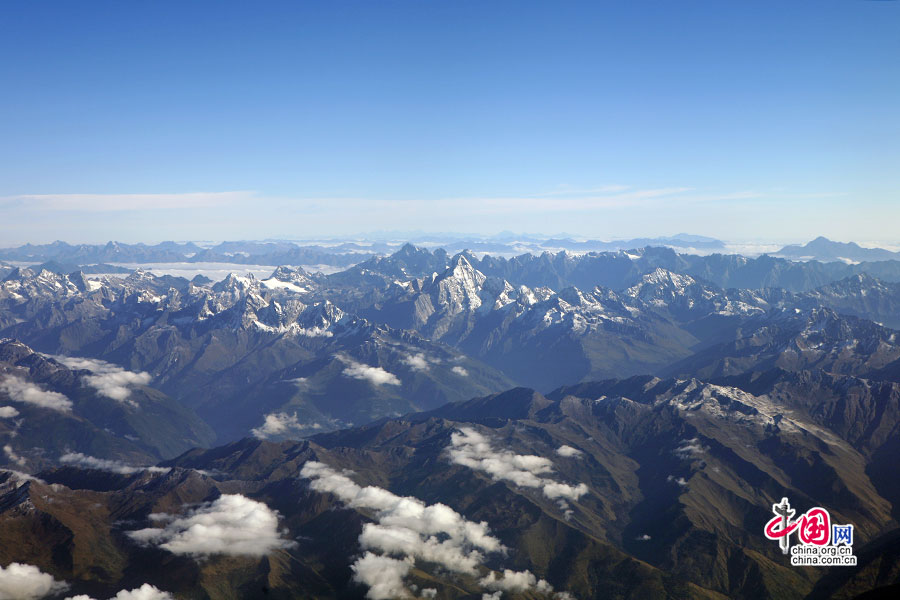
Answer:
[
  {"left": 798, "top": 508, "right": 830, "bottom": 546},
  {"left": 764, "top": 499, "right": 833, "bottom": 551},
  {"left": 764, "top": 497, "right": 856, "bottom": 566},
  {"left": 764, "top": 513, "right": 799, "bottom": 540}
]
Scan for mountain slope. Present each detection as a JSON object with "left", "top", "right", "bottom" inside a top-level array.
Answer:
[
  {"left": 0, "top": 339, "right": 214, "bottom": 469},
  {"left": 0, "top": 268, "right": 514, "bottom": 442},
  {"left": 775, "top": 237, "right": 900, "bottom": 263},
  {"left": 665, "top": 308, "right": 900, "bottom": 381}
]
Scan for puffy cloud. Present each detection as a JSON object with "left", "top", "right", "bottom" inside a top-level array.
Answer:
[
  {"left": 667, "top": 475, "right": 688, "bottom": 487},
  {"left": 350, "top": 552, "right": 413, "bottom": 600},
  {"left": 0, "top": 469, "right": 44, "bottom": 486},
  {"left": 251, "top": 412, "right": 321, "bottom": 439},
  {"left": 448, "top": 429, "right": 552, "bottom": 487},
  {"left": 301, "top": 459, "right": 577, "bottom": 600},
  {"left": 359, "top": 522, "right": 485, "bottom": 575},
  {"left": 541, "top": 482, "right": 589, "bottom": 501},
  {"left": 105, "top": 584, "right": 173, "bottom": 600},
  {"left": 636, "top": 534, "right": 652, "bottom": 541},
  {"left": 480, "top": 569, "right": 553, "bottom": 594},
  {"left": 59, "top": 452, "right": 169, "bottom": 475},
  {"left": 0, "top": 406, "right": 19, "bottom": 418},
  {"left": 64, "top": 583, "right": 174, "bottom": 600},
  {"left": 0, "top": 375, "right": 72, "bottom": 412},
  {"left": 128, "top": 494, "right": 294, "bottom": 557},
  {"left": 673, "top": 438, "right": 707, "bottom": 459},
  {"left": 401, "top": 353, "right": 430, "bottom": 372},
  {"left": 0, "top": 562, "right": 69, "bottom": 599},
  {"left": 448, "top": 428, "right": 589, "bottom": 503},
  {"left": 52, "top": 356, "right": 151, "bottom": 406},
  {"left": 301, "top": 461, "right": 503, "bottom": 599},
  {"left": 451, "top": 366, "right": 468, "bottom": 377},
  {"left": 339, "top": 355, "right": 401, "bottom": 387},
  {"left": 3, "top": 445, "right": 26, "bottom": 466},
  {"left": 555, "top": 445, "right": 582, "bottom": 458}
]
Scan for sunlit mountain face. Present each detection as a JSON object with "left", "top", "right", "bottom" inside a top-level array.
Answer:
[{"left": 3, "top": 240, "right": 900, "bottom": 599}]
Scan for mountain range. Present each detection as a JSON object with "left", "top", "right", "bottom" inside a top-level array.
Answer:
[
  {"left": 774, "top": 237, "right": 900, "bottom": 263},
  {"left": 3, "top": 240, "right": 900, "bottom": 598},
  {"left": 4, "top": 236, "right": 899, "bottom": 272},
  {"left": 3, "top": 368, "right": 900, "bottom": 598}
]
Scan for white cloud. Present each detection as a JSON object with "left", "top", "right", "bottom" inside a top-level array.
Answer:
[
  {"left": 451, "top": 366, "right": 468, "bottom": 377},
  {"left": 350, "top": 552, "right": 413, "bottom": 600},
  {"left": 311, "top": 186, "right": 693, "bottom": 218},
  {"left": 401, "top": 353, "right": 430, "bottom": 373},
  {"left": 420, "top": 588, "right": 437, "bottom": 599},
  {"left": 0, "top": 406, "right": 19, "bottom": 418},
  {"left": 673, "top": 438, "right": 706, "bottom": 459},
  {"left": 540, "top": 481, "right": 590, "bottom": 501},
  {"left": 555, "top": 445, "right": 582, "bottom": 458},
  {"left": 480, "top": 569, "right": 553, "bottom": 594},
  {"left": 636, "top": 534, "right": 652, "bottom": 541},
  {"left": 339, "top": 356, "right": 401, "bottom": 386},
  {"left": 3, "top": 445, "right": 26, "bottom": 467},
  {"left": 128, "top": 494, "right": 293, "bottom": 557},
  {"left": 52, "top": 356, "right": 151, "bottom": 405},
  {"left": 667, "top": 475, "right": 688, "bottom": 487},
  {"left": 0, "top": 375, "right": 72, "bottom": 412},
  {"left": 301, "top": 461, "right": 504, "bottom": 599},
  {"left": 112, "top": 585, "right": 173, "bottom": 600},
  {"left": 65, "top": 584, "right": 174, "bottom": 600},
  {"left": 15, "top": 191, "right": 253, "bottom": 212},
  {"left": 448, "top": 428, "right": 588, "bottom": 502},
  {"left": 0, "top": 563, "right": 69, "bottom": 599},
  {"left": 251, "top": 412, "right": 321, "bottom": 439},
  {"left": 0, "top": 469, "right": 45, "bottom": 486},
  {"left": 59, "top": 452, "right": 169, "bottom": 475}
]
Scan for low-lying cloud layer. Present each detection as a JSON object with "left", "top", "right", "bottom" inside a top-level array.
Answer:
[
  {"left": 0, "top": 562, "right": 69, "bottom": 599},
  {"left": 339, "top": 355, "right": 401, "bottom": 387},
  {"left": 0, "top": 375, "right": 72, "bottom": 412},
  {"left": 53, "top": 356, "right": 151, "bottom": 405},
  {"left": 301, "top": 460, "right": 570, "bottom": 600},
  {"left": 448, "top": 428, "right": 589, "bottom": 502},
  {"left": 128, "top": 494, "right": 294, "bottom": 557},
  {"left": 65, "top": 583, "right": 174, "bottom": 600},
  {"left": 60, "top": 452, "right": 170, "bottom": 475}
]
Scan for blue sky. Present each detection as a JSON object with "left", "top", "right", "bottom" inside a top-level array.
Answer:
[{"left": 1, "top": 1, "right": 897, "bottom": 245}]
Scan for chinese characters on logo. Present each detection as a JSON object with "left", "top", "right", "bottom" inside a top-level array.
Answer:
[{"left": 763, "top": 498, "right": 856, "bottom": 566}]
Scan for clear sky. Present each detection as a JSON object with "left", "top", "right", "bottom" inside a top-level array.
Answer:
[{"left": 1, "top": 0, "right": 897, "bottom": 245}]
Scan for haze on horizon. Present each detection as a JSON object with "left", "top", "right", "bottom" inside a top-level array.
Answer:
[{"left": 1, "top": 1, "right": 897, "bottom": 246}]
